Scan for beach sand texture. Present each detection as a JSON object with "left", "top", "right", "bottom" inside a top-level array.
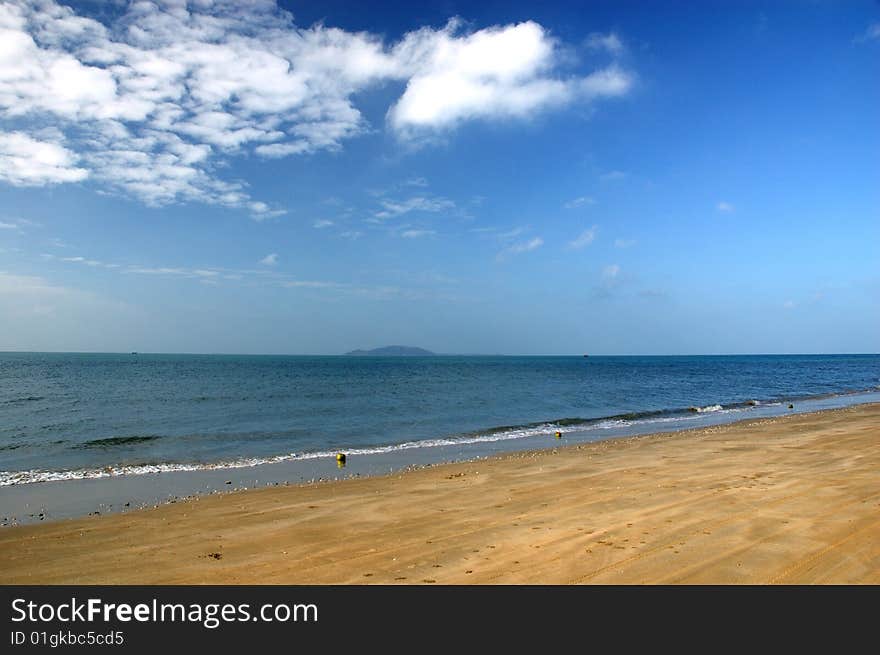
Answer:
[{"left": 1, "top": 404, "right": 878, "bottom": 584}]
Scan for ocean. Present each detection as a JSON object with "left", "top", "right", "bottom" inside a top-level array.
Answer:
[{"left": 2, "top": 353, "right": 879, "bottom": 493}]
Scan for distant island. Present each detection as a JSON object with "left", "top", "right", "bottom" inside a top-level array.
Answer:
[{"left": 345, "top": 345, "right": 436, "bottom": 356}]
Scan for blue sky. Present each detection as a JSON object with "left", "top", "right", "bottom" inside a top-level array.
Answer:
[{"left": 0, "top": 0, "right": 877, "bottom": 354}]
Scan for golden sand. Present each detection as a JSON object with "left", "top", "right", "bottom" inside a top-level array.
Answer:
[{"left": 2, "top": 404, "right": 878, "bottom": 584}]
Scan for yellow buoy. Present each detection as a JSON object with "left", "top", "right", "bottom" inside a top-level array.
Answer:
[
  {"left": 336, "top": 453, "right": 347, "bottom": 464},
  {"left": 555, "top": 431, "right": 562, "bottom": 439}
]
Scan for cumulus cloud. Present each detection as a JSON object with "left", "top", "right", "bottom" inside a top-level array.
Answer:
[
  {"left": 568, "top": 225, "right": 598, "bottom": 249},
  {"left": 388, "top": 20, "right": 633, "bottom": 136},
  {"left": 0, "top": 131, "right": 88, "bottom": 186},
  {"left": 259, "top": 253, "right": 278, "bottom": 266},
  {"left": 0, "top": 1, "right": 634, "bottom": 214}
]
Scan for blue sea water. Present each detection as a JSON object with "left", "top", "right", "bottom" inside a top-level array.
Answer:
[{"left": 1, "top": 353, "right": 879, "bottom": 487}]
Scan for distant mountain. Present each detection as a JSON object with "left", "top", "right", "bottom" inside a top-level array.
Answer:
[{"left": 345, "top": 345, "right": 436, "bottom": 356}]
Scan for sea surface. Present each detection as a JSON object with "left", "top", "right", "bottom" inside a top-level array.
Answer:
[{"left": 2, "top": 353, "right": 879, "bottom": 491}]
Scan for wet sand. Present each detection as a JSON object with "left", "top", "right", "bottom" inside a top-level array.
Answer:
[{"left": 1, "top": 403, "right": 878, "bottom": 584}]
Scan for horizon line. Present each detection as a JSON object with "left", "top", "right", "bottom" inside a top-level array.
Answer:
[{"left": 1, "top": 350, "right": 878, "bottom": 357}]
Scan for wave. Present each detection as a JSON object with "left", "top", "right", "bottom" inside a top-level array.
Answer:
[
  {"left": 76, "top": 435, "right": 162, "bottom": 449},
  {"left": 689, "top": 404, "right": 723, "bottom": 413},
  {"left": 1, "top": 395, "right": 45, "bottom": 405},
  {"left": 2, "top": 388, "right": 878, "bottom": 487}
]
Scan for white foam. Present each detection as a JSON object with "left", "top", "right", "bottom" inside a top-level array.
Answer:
[
  {"left": 0, "top": 397, "right": 787, "bottom": 487},
  {"left": 692, "top": 404, "right": 723, "bottom": 413}
]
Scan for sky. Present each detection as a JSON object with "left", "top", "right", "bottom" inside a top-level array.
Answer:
[{"left": 0, "top": 0, "right": 878, "bottom": 355}]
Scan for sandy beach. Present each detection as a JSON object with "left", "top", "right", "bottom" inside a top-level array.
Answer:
[{"left": 1, "top": 403, "right": 878, "bottom": 584}]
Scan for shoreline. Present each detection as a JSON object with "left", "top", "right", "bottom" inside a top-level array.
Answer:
[
  {"left": 1, "top": 403, "right": 878, "bottom": 584},
  {"left": 3, "top": 389, "right": 879, "bottom": 527}
]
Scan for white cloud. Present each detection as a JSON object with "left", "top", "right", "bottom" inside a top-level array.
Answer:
[
  {"left": 602, "top": 263, "right": 620, "bottom": 280},
  {"left": 400, "top": 229, "right": 436, "bottom": 238},
  {"left": 563, "top": 196, "right": 595, "bottom": 209},
  {"left": 498, "top": 226, "right": 527, "bottom": 240},
  {"left": 313, "top": 219, "right": 334, "bottom": 229},
  {"left": 42, "top": 253, "right": 118, "bottom": 268},
  {"left": 498, "top": 236, "right": 543, "bottom": 261},
  {"left": 585, "top": 32, "right": 625, "bottom": 56},
  {"left": 405, "top": 176, "right": 428, "bottom": 187},
  {"left": 568, "top": 225, "right": 598, "bottom": 249},
  {"left": 614, "top": 238, "right": 635, "bottom": 248},
  {"left": 387, "top": 20, "right": 634, "bottom": 135},
  {"left": 579, "top": 65, "right": 634, "bottom": 100},
  {"left": 374, "top": 196, "right": 455, "bottom": 220},
  {"left": 0, "top": 0, "right": 394, "bottom": 213},
  {"left": 513, "top": 236, "right": 544, "bottom": 253},
  {"left": 45, "top": 250, "right": 446, "bottom": 300},
  {"left": 0, "top": 131, "right": 88, "bottom": 186},
  {"left": 783, "top": 300, "right": 796, "bottom": 309},
  {"left": 339, "top": 230, "right": 362, "bottom": 240},
  {"left": 248, "top": 202, "right": 286, "bottom": 221},
  {"left": 0, "top": 2, "right": 635, "bottom": 215},
  {"left": 717, "top": 201, "right": 734, "bottom": 213}
]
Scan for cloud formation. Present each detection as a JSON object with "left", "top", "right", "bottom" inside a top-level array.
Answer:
[
  {"left": 0, "top": 131, "right": 88, "bottom": 186},
  {"left": 374, "top": 196, "right": 456, "bottom": 220},
  {"left": 563, "top": 196, "right": 595, "bottom": 209},
  {"left": 568, "top": 225, "right": 598, "bottom": 249},
  {"left": 717, "top": 201, "right": 734, "bottom": 213},
  {"left": 388, "top": 21, "right": 633, "bottom": 136},
  {"left": 585, "top": 32, "right": 625, "bottom": 56},
  {"left": 0, "top": 2, "right": 635, "bottom": 215},
  {"left": 497, "top": 236, "right": 543, "bottom": 261},
  {"left": 602, "top": 263, "right": 620, "bottom": 280}
]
